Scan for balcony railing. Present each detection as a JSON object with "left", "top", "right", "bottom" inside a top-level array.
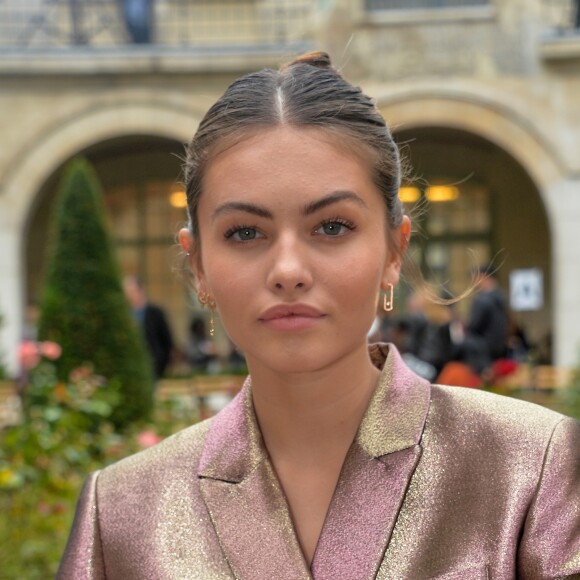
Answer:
[
  {"left": 365, "top": 0, "right": 490, "bottom": 10},
  {"left": 0, "top": 0, "right": 314, "bottom": 51},
  {"left": 542, "top": 0, "right": 580, "bottom": 34}
]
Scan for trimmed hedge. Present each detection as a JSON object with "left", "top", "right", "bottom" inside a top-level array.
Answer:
[{"left": 37, "top": 158, "right": 154, "bottom": 427}]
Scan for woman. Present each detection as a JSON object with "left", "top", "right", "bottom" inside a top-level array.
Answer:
[{"left": 58, "top": 52, "right": 580, "bottom": 579}]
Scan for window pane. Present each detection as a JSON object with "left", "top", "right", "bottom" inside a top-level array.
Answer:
[
  {"left": 426, "top": 183, "right": 490, "bottom": 236},
  {"left": 146, "top": 181, "right": 188, "bottom": 239},
  {"left": 366, "top": 0, "right": 489, "bottom": 9},
  {"left": 103, "top": 185, "right": 140, "bottom": 239},
  {"left": 425, "top": 240, "right": 490, "bottom": 317},
  {"left": 116, "top": 246, "right": 141, "bottom": 278}
]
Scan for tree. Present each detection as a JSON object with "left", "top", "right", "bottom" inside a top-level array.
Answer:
[{"left": 37, "top": 158, "right": 154, "bottom": 427}]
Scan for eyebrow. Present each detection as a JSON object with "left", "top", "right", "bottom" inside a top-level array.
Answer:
[
  {"left": 211, "top": 190, "right": 368, "bottom": 221},
  {"left": 302, "top": 190, "right": 368, "bottom": 216},
  {"left": 211, "top": 201, "right": 273, "bottom": 221}
]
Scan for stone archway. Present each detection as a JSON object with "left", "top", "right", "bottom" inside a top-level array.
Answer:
[
  {"left": 375, "top": 87, "right": 577, "bottom": 365},
  {"left": 376, "top": 89, "right": 566, "bottom": 204},
  {"left": 0, "top": 102, "right": 201, "bottom": 373},
  {"left": 25, "top": 134, "right": 189, "bottom": 345},
  {"left": 4, "top": 101, "right": 200, "bottom": 231},
  {"left": 392, "top": 125, "right": 552, "bottom": 358}
]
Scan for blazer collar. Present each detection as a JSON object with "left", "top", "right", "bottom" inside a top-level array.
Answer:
[
  {"left": 198, "top": 375, "right": 311, "bottom": 578},
  {"left": 358, "top": 342, "right": 431, "bottom": 456},
  {"left": 198, "top": 343, "right": 431, "bottom": 579},
  {"left": 198, "top": 343, "right": 430, "bottom": 481}
]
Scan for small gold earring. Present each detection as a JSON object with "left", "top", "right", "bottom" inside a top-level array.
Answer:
[
  {"left": 197, "top": 291, "right": 216, "bottom": 336},
  {"left": 383, "top": 284, "right": 394, "bottom": 312}
]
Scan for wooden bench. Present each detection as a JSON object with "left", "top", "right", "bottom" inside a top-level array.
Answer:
[
  {"left": 0, "top": 376, "right": 247, "bottom": 427},
  {"left": 0, "top": 379, "right": 21, "bottom": 428},
  {"left": 158, "top": 375, "right": 244, "bottom": 398},
  {"left": 493, "top": 365, "right": 574, "bottom": 391},
  {"left": 157, "top": 375, "right": 245, "bottom": 417},
  {"left": 532, "top": 365, "right": 574, "bottom": 390}
]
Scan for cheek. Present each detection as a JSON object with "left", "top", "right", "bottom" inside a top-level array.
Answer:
[
  {"left": 202, "top": 249, "right": 256, "bottom": 313},
  {"left": 331, "top": 253, "right": 385, "bottom": 307}
]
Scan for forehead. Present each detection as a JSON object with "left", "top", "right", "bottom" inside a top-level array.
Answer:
[{"left": 201, "top": 126, "right": 379, "bottom": 206}]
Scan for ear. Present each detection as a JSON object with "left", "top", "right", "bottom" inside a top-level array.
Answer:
[
  {"left": 178, "top": 228, "right": 207, "bottom": 291},
  {"left": 381, "top": 216, "right": 411, "bottom": 289}
]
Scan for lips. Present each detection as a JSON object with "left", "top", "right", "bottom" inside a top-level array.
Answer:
[
  {"left": 260, "top": 304, "right": 324, "bottom": 321},
  {"left": 259, "top": 304, "right": 326, "bottom": 331}
]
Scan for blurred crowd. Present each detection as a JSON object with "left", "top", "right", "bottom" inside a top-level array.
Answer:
[
  {"left": 22, "top": 270, "right": 548, "bottom": 386},
  {"left": 122, "top": 276, "right": 245, "bottom": 380},
  {"left": 370, "top": 267, "right": 548, "bottom": 388}
]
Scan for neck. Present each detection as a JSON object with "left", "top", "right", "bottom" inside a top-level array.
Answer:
[{"left": 249, "top": 344, "right": 381, "bottom": 465}]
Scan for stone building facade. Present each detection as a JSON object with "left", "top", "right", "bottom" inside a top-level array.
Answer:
[{"left": 1, "top": 0, "right": 579, "bottom": 373}]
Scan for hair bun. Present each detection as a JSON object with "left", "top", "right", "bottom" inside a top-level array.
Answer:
[{"left": 281, "top": 51, "right": 333, "bottom": 71}]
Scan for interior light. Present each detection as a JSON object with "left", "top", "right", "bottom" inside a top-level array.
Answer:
[
  {"left": 399, "top": 186, "right": 421, "bottom": 203},
  {"left": 170, "top": 189, "right": 187, "bottom": 209},
  {"left": 425, "top": 185, "right": 459, "bottom": 202}
]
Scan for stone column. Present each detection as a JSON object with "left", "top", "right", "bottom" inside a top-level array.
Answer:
[
  {"left": 0, "top": 211, "right": 23, "bottom": 377},
  {"left": 549, "top": 178, "right": 580, "bottom": 368}
]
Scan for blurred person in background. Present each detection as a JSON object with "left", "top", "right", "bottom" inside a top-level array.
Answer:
[
  {"left": 120, "top": 0, "right": 154, "bottom": 44},
  {"left": 505, "top": 316, "right": 531, "bottom": 362},
  {"left": 123, "top": 275, "right": 174, "bottom": 379},
  {"left": 466, "top": 264, "right": 508, "bottom": 366},
  {"left": 404, "top": 291, "right": 429, "bottom": 356},
  {"left": 184, "top": 314, "right": 217, "bottom": 373}
]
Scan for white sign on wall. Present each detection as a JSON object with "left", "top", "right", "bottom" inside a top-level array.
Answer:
[{"left": 510, "top": 268, "right": 543, "bottom": 312}]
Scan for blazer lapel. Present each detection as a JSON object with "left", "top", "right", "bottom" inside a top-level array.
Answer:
[
  {"left": 198, "top": 380, "right": 312, "bottom": 580},
  {"left": 310, "top": 344, "right": 430, "bottom": 580},
  {"left": 198, "top": 344, "right": 430, "bottom": 580}
]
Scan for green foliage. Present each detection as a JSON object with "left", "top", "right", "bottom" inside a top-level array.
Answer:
[
  {"left": 37, "top": 158, "right": 154, "bottom": 427},
  {"left": 0, "top": 361, "right": 122, "bottom": 578},
  {"left": 0, "top": 359, "right": 200, "bottom": 578},
  {"left": 486, "top": 377, "right": 580, "bottom": 420},
  {"left": 558, "top": 363, "right": 580, "bottom": 421},
  {"left": 0, "top": 310, "right": 7, "bottom": 380}
]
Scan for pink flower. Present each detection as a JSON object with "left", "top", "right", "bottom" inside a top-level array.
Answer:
[
  {"left": 37, "top": 501, "right": 51, "bottom": 516},
  {"left": 69, "top": 365, "right": 91, "bottom": 383},
  {"left": 19, "top": 341, "right": 40, "bottom": 370},
  {"left": 40, "top": 341, "right": 62, "bottom": 361},
  {"left": 53, "top": 502, "right": 66, "bottom": 514},
  {"left": 137, "top": 430, "right": 163, "bottom": 449}
]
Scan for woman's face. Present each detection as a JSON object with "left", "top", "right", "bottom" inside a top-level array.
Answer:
[{"left": 181, "top": 126, "right": 408, "bottom": 375}]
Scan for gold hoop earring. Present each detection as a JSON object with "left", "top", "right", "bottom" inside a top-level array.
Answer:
[
  {"left": 383, "top": 284, "right": 394, "bottom": 312},
  {"left": 197, "top": 291, "right": 217, "bottom": 336}
]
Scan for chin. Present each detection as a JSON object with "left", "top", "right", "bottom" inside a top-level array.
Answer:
[{"left": 246, "top": 336, "right": 366, "bottom": 377}]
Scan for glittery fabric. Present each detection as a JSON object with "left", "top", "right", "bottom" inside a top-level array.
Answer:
[
  {"left": 377, "top": 378, "right": 580, "bottom": 579},
  {"left": 57, "top": 344, "right": 580, "bottom": 579}
]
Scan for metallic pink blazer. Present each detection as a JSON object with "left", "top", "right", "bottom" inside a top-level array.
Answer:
[{"left": 58, "top": 344, "right": 580, "bottom": 579}]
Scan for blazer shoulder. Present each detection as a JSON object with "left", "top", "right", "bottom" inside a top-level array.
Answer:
[{"left": 429, "top": 384, "right": 572, "bottom": 445}]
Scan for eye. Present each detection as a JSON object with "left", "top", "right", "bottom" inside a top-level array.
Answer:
[
  {"left": 315, "top": 218, "right": 355, "bottom": 237},
  {"left": 224, "top": 226, "right": 263, "bottom": 242}
]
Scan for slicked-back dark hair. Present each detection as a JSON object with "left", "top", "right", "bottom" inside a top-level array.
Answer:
[{"left": 184, "top": 51, "right": 404, "bottom": 248}]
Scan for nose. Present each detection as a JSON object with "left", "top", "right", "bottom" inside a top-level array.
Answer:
[{"left": 266, "top": 234, "right": 313, "bottom": 295}]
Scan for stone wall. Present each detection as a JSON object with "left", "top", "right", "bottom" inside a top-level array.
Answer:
[{"left": 1, "top": 0, "right": 580, "bottom": 370}]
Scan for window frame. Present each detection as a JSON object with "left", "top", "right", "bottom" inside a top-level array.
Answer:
[{"left": 361, "top": 0, "right": 494, "bottom": 25}]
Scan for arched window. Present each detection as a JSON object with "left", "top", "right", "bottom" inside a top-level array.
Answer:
[
  {"left": 394, "top": 127, "right": 551, "bottom": 349},
  {"left": 26, "top": 135, "right": 192, "bottom": 356}
]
